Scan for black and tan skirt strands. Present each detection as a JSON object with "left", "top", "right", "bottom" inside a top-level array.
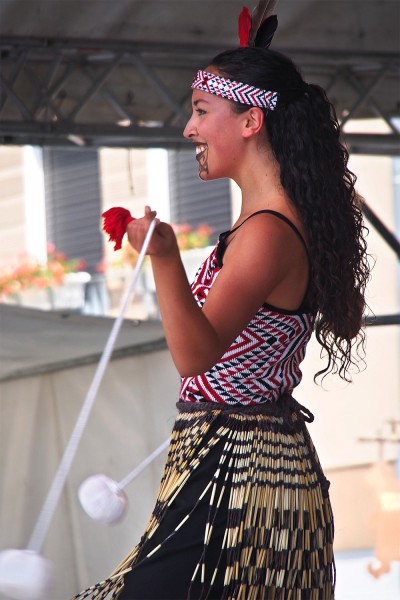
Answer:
[{"left": 72, "top": 396, "right": 335, "bottom": 600}]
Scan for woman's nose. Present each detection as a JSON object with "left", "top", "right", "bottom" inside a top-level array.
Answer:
[{"left": 183, "top": 115, "right": 197, "bottom": 140}]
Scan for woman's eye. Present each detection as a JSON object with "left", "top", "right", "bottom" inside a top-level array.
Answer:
[{"left": 196, "top": 109, "right": 206, "bottom": 116}]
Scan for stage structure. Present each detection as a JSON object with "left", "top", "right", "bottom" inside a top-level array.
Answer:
[
  {"left": 0, "top": 0, "right": 398, "bottom": 154},
  {"left": 0, "top": 0, "right": 399, "bottom": 324}
]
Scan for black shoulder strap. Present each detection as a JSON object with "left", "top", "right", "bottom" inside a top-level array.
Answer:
[
  {"left": 217, "top": 209, "right": 308, "bottom": 267},
  {"left": 216, "top": 209, "right": 313, "bottom": 312},
  {"left": 233, "top": 209, "right": 308, "bottom": 251}
]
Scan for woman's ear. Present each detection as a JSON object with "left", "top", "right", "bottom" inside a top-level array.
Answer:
[{"left": 241, "top": 107, "right": 265, "bottom": 138}]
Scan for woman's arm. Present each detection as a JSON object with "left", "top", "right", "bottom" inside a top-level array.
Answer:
[{"left": 127, "top": 207, "right": 308, "bottom": 376}]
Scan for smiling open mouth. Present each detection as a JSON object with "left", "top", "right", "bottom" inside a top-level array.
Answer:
[
  {"left": 195, "top": 144, "right": 208, "bottom": 161},
  {"left": 195, "top": 144, "right": 209, "bottom": 177}
]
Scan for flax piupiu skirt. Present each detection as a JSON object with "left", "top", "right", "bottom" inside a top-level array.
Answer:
[{"left": 73, "top": 395, "right": 335, "bottom": 600}]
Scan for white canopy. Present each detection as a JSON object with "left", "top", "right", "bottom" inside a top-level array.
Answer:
[{"left": 0, "top": 304, "right": 180, "bottom": 598}]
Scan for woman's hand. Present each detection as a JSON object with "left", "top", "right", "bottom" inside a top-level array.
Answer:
[{"left": 126, "top": 206, "right": 179, "bottom": 258}]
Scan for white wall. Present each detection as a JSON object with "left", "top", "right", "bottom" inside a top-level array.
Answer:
[
  {"left": 0, "top": 147, "right": 26, "bottom": 263},
  {"left": 297, "top": 151, "right": 399, "bottom": 470}
]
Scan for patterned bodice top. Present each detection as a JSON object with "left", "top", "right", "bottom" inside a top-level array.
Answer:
[{"left": 179, "top": 211, "right": 316, "bottom": 406}]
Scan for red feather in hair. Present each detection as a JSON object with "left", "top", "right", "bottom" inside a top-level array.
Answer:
[
  {"left": 102, "top": 206, "right": 135, "bottom": 251},
  {"left": 238, "top": 7, "right": 252, "bottom": 47}
]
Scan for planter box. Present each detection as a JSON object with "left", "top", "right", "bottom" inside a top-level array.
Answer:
[
  {"left": 143, "top": 246, "right": 213, "bottom": 293},
  {"left": 50, "top": 272, "right": 91, "bottom": 310},
  {"left": 5, "top": 272, "right": 91, "bottom": 312},
  {"left": 104, "top": 247, "right": 214, "bottom": 320}
]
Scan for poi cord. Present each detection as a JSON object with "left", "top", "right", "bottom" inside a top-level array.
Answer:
[
  {"left": 117, "top": 437, "right": 170, "bottom": 490},
  {"left": 27, "top": 219, "right": 157, "bottom": 554}
]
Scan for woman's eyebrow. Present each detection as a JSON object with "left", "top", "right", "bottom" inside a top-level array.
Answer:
[{"left": 193, "top": 98, "right": 210, "bottom": 106}]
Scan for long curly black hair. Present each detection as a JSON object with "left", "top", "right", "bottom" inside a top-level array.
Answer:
[{"left": 211, "top": 47, "right": 371, "bottom": 381}]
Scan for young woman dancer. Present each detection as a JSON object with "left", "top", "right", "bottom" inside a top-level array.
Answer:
[{"left": 74, "top": 11, "right": 370, "bottom": 600}]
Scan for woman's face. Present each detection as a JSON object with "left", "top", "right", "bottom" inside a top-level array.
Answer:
[{"left": 183, "top": 75, "right": 248, "bottom": 181}]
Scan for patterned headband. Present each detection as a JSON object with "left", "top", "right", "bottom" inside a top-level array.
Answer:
[{"left": 191, "top": 70, "right": 278, "bottom": 111}]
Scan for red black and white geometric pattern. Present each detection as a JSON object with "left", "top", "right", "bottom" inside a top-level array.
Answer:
[
  {"left": 191, "top": 70, "right": 279, "bottom": 111},
  {"left": 179, "top": 244, "right": 314, "bottom": 406}
]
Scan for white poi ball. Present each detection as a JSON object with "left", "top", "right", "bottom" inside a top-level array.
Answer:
[
  {"left": 78, "top": 474, "right": 128, "bottom": 525},
  {"left": 0, "top": 549, "right": 54, "bottom": 600}
]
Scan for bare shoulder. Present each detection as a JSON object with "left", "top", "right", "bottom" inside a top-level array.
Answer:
[
  {"left": 243, "top": 209, "right": 305, "bottom": 236},
  {"left": 226, "top": 210, "right": 306, "bottom": 264}
]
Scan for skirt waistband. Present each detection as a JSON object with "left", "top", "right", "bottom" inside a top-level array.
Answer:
[{"left": 176, "top": 394, "right": 314, "bottom": 431}]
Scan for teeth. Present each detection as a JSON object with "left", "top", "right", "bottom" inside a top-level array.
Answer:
[{"left": 196, "top": 145, "right": 207, "bottom": 155}]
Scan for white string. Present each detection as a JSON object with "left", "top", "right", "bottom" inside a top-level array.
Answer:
[
  {"left": 117, "top": 437, "right": 170, "bottom": 490},
  {"left": 27, "top": 219, "right": 157, "bottom": 553}
]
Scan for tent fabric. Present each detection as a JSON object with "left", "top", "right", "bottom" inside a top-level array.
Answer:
[
  {"left": 0, "top": 304, "right": 168, "bottom": 381},
  {"left": 0, "top": 304, "right": 180, "bottom": 598}
]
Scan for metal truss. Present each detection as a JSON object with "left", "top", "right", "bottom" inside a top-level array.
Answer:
[
  {"left": 0, "top": 36, "right": 398, "bottom": 328},
  {"left": 361, "top": 202, "right": 400, "bottom": 328},
  {"left": 0, "top": 36, "right": 399, "bottom": 153}
]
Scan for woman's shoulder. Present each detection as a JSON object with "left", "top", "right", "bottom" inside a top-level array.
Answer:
[
  {"left": 222, "top": 212, "right": 296, "bottom": 270},
  {"left": 231, "top": 209, "right": 308, "bottom": 251}
]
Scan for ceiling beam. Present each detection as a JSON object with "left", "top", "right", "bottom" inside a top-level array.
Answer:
[
  {"left": 1, "top": 121, "right": 399, "bottom": 154},
  {"left": 0, "top": 36, "right": 399, "bottom": 151}
]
